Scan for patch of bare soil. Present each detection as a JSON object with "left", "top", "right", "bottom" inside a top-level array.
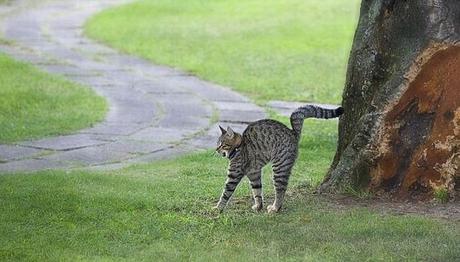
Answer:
[{"left": 319, "top": 193, "right": 460, "bottom": 222}]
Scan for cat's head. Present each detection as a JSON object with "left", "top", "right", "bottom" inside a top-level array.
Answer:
[{"left": 216, "top": 125, "right": 242, "bottom": 158}]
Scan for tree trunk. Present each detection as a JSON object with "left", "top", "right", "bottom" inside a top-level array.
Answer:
[{"left": 320, "top": 0, "right": 460, "bottom": 200}]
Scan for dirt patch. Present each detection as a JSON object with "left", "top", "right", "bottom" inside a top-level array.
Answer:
[{"left": 319, "top": 193, "right": 460, "bottom": 222}]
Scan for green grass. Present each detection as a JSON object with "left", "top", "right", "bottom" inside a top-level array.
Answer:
[
  {"left": 434, "top": 187, "right": 449, "bottom": 203},
  {"left": 1, "top": 120, "right": 459, "bottom": 261},
  {"left": 85, "top": 0, "right": 359, "bottom": 104},
  {"left": 0, "top": 53, "right": 107, "bottom": 143}
]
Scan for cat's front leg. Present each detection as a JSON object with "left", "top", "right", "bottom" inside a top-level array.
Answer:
[{"left": 214, "top": 171, "right": 244, "bottom": 211}]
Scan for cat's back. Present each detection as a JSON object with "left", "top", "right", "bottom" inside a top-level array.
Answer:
[
  {"left": 242, "top": 119, "right": 296, "bottom": 144},
  {"left": 244, "top": 119, "right": 289, "bottom": 132}
]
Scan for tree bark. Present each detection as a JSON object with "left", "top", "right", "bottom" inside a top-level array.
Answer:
[{"left": 320, "top": 0, "right": 460, "bottom": 199}]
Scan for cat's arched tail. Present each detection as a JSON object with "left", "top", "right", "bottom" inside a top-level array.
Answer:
[{"left": 290, "top": 105, "right": 344, "bottom": 138}]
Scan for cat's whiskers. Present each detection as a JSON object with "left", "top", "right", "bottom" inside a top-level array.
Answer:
[{"left": 211, "top": 151, "right": 220, "bottom": 158}]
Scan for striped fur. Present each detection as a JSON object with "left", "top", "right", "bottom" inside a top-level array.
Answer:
[
  {"left": 290, "top": 105, "right": 344, "bottom": 138},
  {"left": 215, "top": 105, "right": 343, "bottom": 213}
]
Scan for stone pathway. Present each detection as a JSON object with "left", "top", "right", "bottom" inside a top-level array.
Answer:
[{"left": 0, "top": 0, "right": 266, "bottom": 173}]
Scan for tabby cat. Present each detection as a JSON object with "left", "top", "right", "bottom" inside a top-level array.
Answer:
[{"left": 215, "top": 104, "right": 343, "bottom": 213}]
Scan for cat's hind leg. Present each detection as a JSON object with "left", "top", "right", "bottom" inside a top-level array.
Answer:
[
  {"left": 268, "top": 157, "right": 295, "bottom": 213},
  {"left": 247, "top": 168, "right": 263, "bottom": 211}
]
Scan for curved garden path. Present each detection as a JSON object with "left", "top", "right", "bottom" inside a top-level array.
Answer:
[{"left": 0, "top": 0, "right": 266, "bottom": 172}]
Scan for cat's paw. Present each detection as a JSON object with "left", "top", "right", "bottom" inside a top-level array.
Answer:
[
  {"left": 212, "top": 205, "right": 224, "bottom": 213},
  {"left": 251, "top": 204, "right": 263, "bottom": 212},
  {"left": 267, "top": 204, "right": 280, "bottom": 214}
]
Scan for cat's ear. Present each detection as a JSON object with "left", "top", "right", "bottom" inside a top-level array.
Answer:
[
  {"left": 219, "top": 125, "right": 226, "bottom": 134},
  {"left": 227, "top": 126, "right": 234, "bottom": 138}
]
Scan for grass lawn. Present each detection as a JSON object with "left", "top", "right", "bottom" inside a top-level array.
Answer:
[
  {"left": 85, "top": 0, "right": 360, "bottom": 104},
  {"left": 1, "top": 120, "right": 459, "bottom": 261},
  {"left": 0, "top": 53, "right": 107, "bottom": 143}
]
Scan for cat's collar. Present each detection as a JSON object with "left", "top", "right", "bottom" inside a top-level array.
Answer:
[{"left": 228, "top": 147, "right": 240, "bottom": 160}]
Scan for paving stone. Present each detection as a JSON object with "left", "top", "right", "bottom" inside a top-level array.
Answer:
[
  {"left": 0, "top": 158, "right": 66, "bottom": 173},
  {"left": 139, "top": 64, "right": 186, "bottom": 77},
  {"left": 68, "top": 75, "right": 113, "bottom": 87},
  {"left": 101, "top": 54, "right": 152, "bottom": 68},
  {"left": 49, "top": 19, "right": 81, "bottom": 30},
  {"left": 0, "top": 145, "right": 44, "bottom": 162},
  {"left": 0, "top": 4, "right": 15, "bottom": 16},
  {"left": 103, "top": 140, "right": 169, "bottom": 154},
  {"left": 219, "top": 110, "right": 266, "bottom": 124},
  {"left": 215, "top": 101, "right": 262, "bottom": 112},
  {"left": 157, "top": 93, "right": 213, "bottom": 118},
  {"left": 73, "top": 45, "right": 119, "bottom": 58},
  {"left": 40, "top": 64, "right": 83, "bottom": 75},
  {"left": 112, "top": 95, "right": 153, "bottom": 108},
  {"left": 63, "top": 71, "right": 104, "bottom": 79},
  {"left": 48, "top": 30, "right": 79, "bottom": 42},
  {"left": 42, "top": 144, "right": 134, "bottom": 166},
  {"left": 80, "top": 123, "right": 146, "bottom": 136},
  {"left": 129, "top": 127, "right": 191, "bottom": 143},
  {"left": 157, "top": 115, "right": 209, "bottom": 130},
  {"left": 87, "top": 133, "right": 123, "bottom": 142},
  {"left": 48, "top": 47, "right": 84, "bottom": 62},
  {"left": 19, "top": 134, "right": 109, "bottom": 151},
  {"left": 103, "top": 71, "right": 145, "bottom": 86},
  {"left": 4, "top": 19, "right": 41, "bottom": 40},
  {"left": 98, "top": 88, "right": 142, "bottom": 100},
  {"left": 130, "top": 79, "right": 186, "bottom": 94},
  {"left": 105, "top": 105, "right": 156, "bottom": 124},
  {"left": 188, "top": 133, "right": 218, "bottom": 150}
]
